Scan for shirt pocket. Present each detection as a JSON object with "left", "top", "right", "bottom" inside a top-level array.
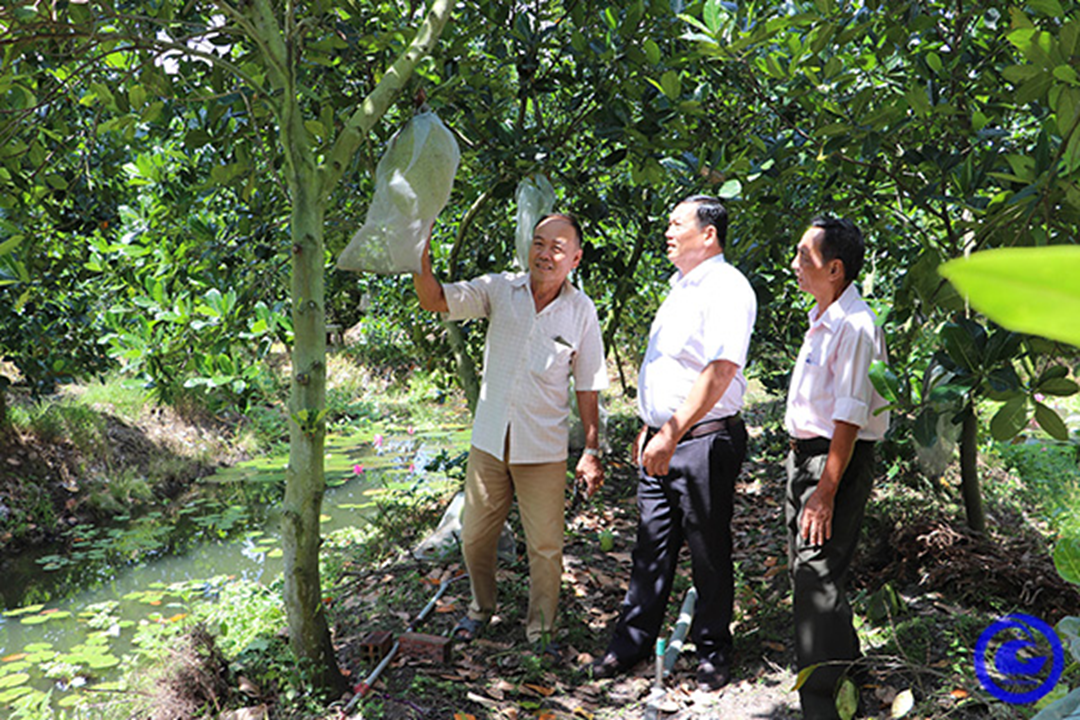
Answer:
[
  {"left": 530, "top": 335, "right": 576, "bottom": 382},
  {"left": 800, "top": 363, "right": 833, "bottom": 410}
]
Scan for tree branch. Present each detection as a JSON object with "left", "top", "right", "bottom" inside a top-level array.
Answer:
[{"left": 320, "top": 0, "right": 454, "bottom": 201}]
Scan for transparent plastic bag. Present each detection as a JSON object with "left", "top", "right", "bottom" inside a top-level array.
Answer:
[
  {"left": 514, "top": 174, "right": 557, "bottom": 269},
  {"left": 337, "top": 110, "right": 461, "bottom": 275}
]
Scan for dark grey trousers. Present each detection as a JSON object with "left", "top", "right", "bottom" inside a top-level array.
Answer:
[
  {"left": 786, "top": 439, "right": 875, "bottom": 720},
  {"left": 605, "top": 418, "right": 748, "bottom": 669}
]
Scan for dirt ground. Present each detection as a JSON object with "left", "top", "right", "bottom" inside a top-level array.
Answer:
[{"left": 330, "top": 441, "right": 1077, "bottom": 720}]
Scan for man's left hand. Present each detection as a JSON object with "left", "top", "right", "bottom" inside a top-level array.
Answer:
[
  {"left": 576, "top": 453, "right": 604, "bottom": 497},
  {"left": 800, "top": 488, "right": 835, "bottom": 546}
]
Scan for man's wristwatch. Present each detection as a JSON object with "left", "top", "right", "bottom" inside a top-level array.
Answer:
[{"left": 583, "top": 447, "right": 602, "bottom": 458}]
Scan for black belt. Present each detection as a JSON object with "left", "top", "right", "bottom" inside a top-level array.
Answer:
[
  {"left": 647, "top": 414, "right": 742, "bottom": 444},
  {"left": 788, "top": 436, "right": 831, "bottom": 455}
]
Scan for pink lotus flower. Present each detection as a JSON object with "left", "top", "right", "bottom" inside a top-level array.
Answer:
[
  {"left": 353, "top": 464, "right": 364, "bottom": 475},
  {"left": 373, "top": 434, "right": 384, "bottom": 448}
]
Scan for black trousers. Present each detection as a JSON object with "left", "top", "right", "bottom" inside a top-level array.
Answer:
[
  {"left": 605, "top": 418, "right": 747, "bottom": 668},
  {"left": 786, "top": 439, "right": 875, "bottom": 720}
]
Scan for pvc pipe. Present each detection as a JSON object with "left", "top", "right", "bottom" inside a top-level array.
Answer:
[{"left": 664, "top": 586, "right": 697, "bottom": 674}]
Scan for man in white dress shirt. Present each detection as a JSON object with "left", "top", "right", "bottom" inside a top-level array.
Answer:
[
  {"left": 413, "top": 213, "right": 608, "bottom": 659},
  {"left": 592, "top": 195, "right": 756, "bottom": 691},
  {"left": 786, "top": 216, "right": 889, "bottom": 718}
]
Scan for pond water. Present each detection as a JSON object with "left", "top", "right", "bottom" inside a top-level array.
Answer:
[{"left": 0, "top": 427, "right": 470, "bottom": 709}]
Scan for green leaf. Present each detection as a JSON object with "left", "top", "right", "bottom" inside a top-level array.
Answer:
[
  {"left": 792, "top": 663, "right": 820, "bottom": 691},
  {"left": 1053, "top": 535, "right": 1080, "bottom": 585},
  {"left": 836, "top": 677, "right": 858, "bottom": 720},
  {"left": 718, "top": 178, "right": 742, "bottom": 199},
  {"left": 1057, "top": 616, "right": 1080, "bottom": 663},
  {"left": 940, "top": 322, "right": 981, "bottom": 373},
  {"left": 869, "top": 360, "right": 899, "bottom": 404},
  {"left": 989, "top": 396, "right": 1028, "bottom": 441},
  {"left": 1031, "top": 687, "right": 1080, "bottom": 720},
  {"left": 0, "top": 673, "right": 29, "bottom": 689},
  {"left": 1029, "top": 0, "right": 1064, "bottom": 17},
  {"left": 0, "top": 234, "right": 22, "bottom": 256},
  {"left": 1034, "top": 401, "right": 1069, "bottom": 440},
  {"left": 660, "top": 70, "right": 682, "bottom": 100},
  {"left": 940, "top": 247, "right": 1080, "bottom": 348},
  {"left": 643, "top": 39, "right": 661, "bottom": 65},
  {"left": 1038, "top": 377, "right": 1079, "bottom": 396},
  {"left": 703, "top": 0, "right": 723, "bottom": 33},
  {"left": 304, "top": 119, "right": 326, "bottom": 139}
]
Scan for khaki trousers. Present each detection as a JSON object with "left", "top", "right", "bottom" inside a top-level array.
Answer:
[{"left": 461, "top": 444, "right": 566, "bottom": 643}]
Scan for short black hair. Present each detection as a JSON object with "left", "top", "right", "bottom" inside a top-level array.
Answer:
[
  {"left": 810, "top": 215, "right": 864, "bottom": 283},
  {"left": 681, "top": 195, "right": 728, "bottom": 250},
  {"left": 535, "top": 212, "right": 583, "bottom": 247}
]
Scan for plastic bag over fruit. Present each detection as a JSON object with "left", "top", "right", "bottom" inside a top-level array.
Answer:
[
  {"left": 337, "top": 109, "right": 460, "bottom": 275},
  {"left": 514, "top": 174, "right": 557, "bottom": 270}
]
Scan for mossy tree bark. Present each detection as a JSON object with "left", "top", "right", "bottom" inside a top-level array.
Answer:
[
  {"left": 958, "top": 403, "right": 986, "bottom": 533},
  {"left": 235, "top": 0, "right": 454, "bottom": 689}
]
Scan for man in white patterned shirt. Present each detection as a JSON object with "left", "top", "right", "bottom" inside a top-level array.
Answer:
[
  {"left": 413, "top": 213, "right": 608, "bottom": 659},
  {"left": 786, "top": 215, "right": 889, "bottom": 719}
]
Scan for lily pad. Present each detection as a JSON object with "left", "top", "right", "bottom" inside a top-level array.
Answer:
[
  {"left": 0, "top": 685, "right": 35, "bottom": 704},
  {"left": 3, "top": 604, "right": 44, "bottom": 617}
]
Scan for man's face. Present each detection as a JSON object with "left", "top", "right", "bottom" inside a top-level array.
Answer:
[
  {"left": 791, "top": 226, "right": 840, "bottom": 296},
  {"left": 529, "top": 216, "right": 582, "bottom": 285},
  {"left": 665, "top": 202, "right": 714, "bottom": 274}
]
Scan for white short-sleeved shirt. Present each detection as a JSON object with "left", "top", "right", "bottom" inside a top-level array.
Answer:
[
  {"left": 443, "top": 272, "right": 608, "bottom": 464},
  {"left": 785, "top": 283, "right": 890, "bottom": 441},
  {"left": 638, "top": 254, "right": 756, "bottom": 428}
]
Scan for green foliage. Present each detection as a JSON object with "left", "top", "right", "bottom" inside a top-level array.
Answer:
[
  {"left": 941, "top": 247, "right": 1080, "bottom": 350},
  {"left": 997, "top": 442, "right": 1080, "bottom": 538}
]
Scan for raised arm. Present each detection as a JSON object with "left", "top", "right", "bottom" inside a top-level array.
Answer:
[{"left": 413, "top": 235, "right": 449, "bottom": 313}]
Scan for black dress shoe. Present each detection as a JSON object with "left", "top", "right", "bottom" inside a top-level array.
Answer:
[
  {"left": 591, "top": 652, "right": 630, "bottom": 679},
  {"left": 697, "top": 659, "right": 731, "bottom": 691}
]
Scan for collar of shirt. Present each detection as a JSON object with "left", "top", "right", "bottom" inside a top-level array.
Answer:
[
  {"left": 809, "top": 282, "right": 861, "bottom": 332},
  {"left": 510, "top": 272, "right": 579, "bottom": 310},
  {"left": 669, "top": 253, "right": 727, "bottom": 290}
]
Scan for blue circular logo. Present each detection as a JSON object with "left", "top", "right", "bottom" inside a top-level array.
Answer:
[{"left": 974, "top": 613, "right": 1064, "bottom": 704}]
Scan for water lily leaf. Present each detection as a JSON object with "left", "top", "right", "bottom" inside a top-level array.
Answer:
[
  {"left": 86, "top": 654, "right": 121, "bottom": 669},
  {"left": 0, "top": 673, "right": 29, "bottom": 689},
  {"left": 19, "top": 615, "right": 51, "bottom": 625},
  {"left": 3, "top": 604, "right": 44, "bottom": 617},
  {"left": 940, "top": 247, "right": 1080, "bottom": 348},
  {"left": 0, "top": 685, "right": 34, "bottom": 703}
]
